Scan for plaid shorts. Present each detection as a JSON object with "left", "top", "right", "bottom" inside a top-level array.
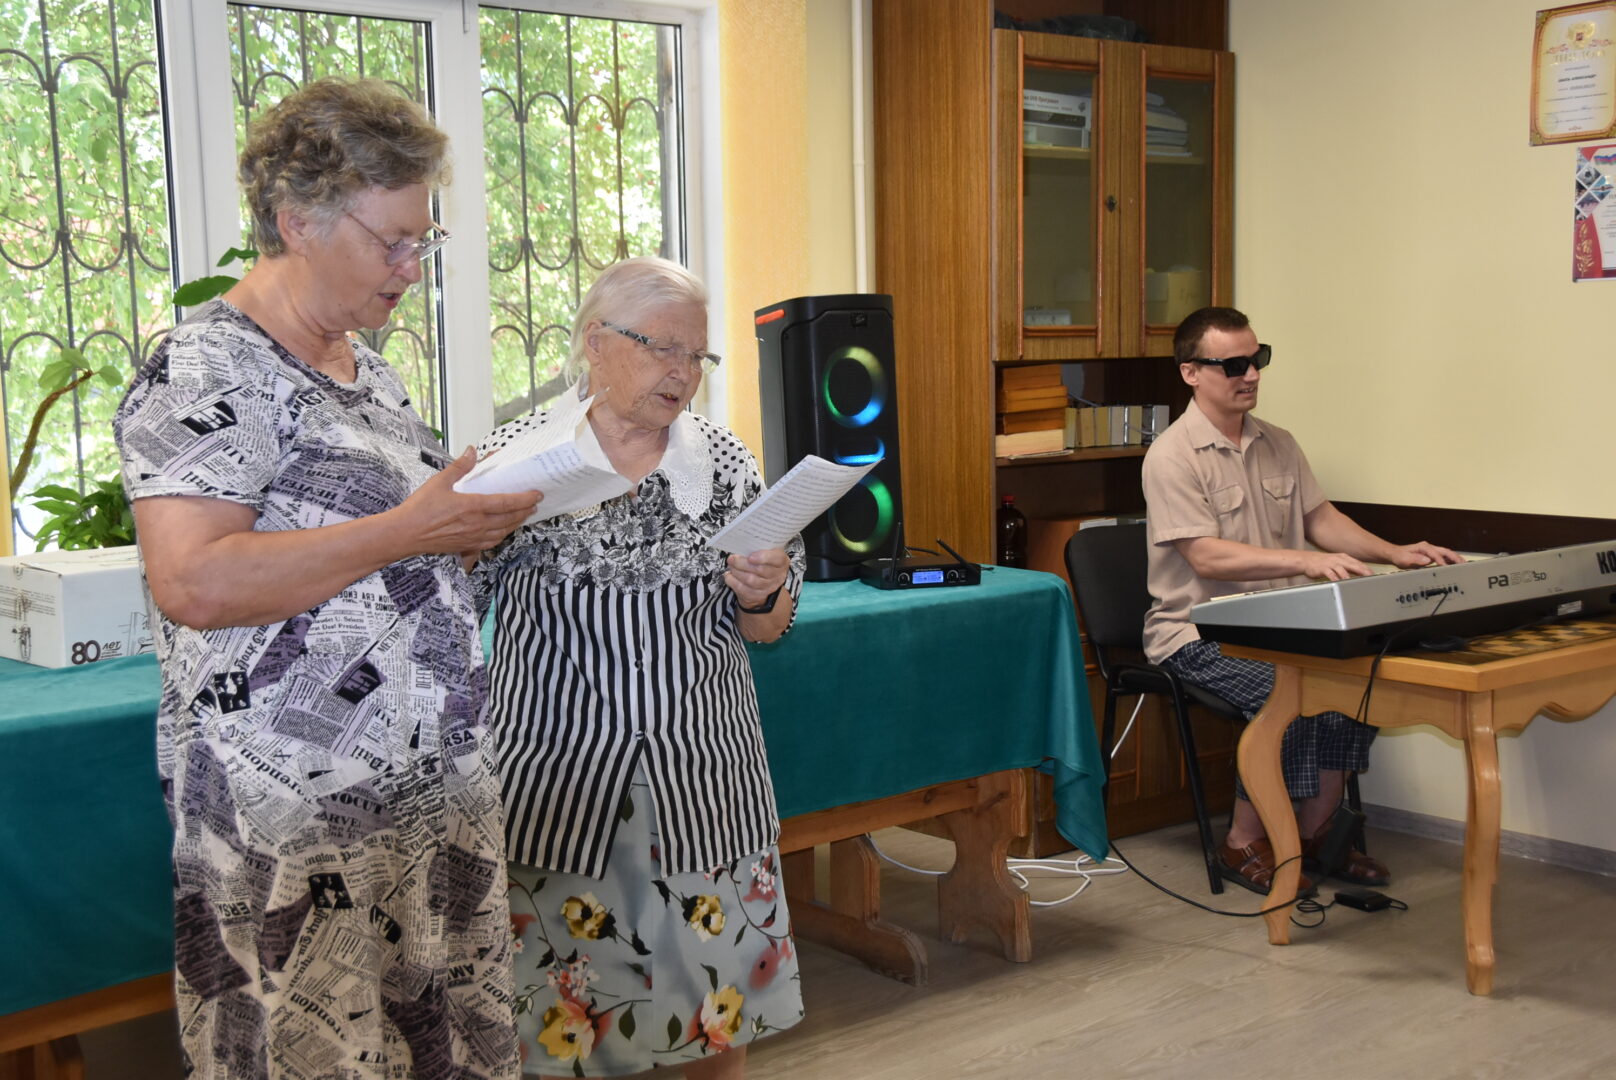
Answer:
[{"left": 1162, "top": 638, "right": 1375, "bottom": 800}]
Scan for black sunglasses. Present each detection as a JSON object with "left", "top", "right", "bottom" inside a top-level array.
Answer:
[{"left": 1190, "top": 343, "right": 1272, "bottom": 377}]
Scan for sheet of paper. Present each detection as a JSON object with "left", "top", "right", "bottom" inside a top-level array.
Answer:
[
  {"left": 707, "top": 455, "right": 877, "bottom": 555},
  {"left": 454, "top": 392, "right": 632, "bottom": 524},
  {"left": 459, "top": 389, "right": 592, "bottom": 487}
]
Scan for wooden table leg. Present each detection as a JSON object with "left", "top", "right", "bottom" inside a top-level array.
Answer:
[
  {"left": 1462, "top": 692, "right": 1501, "bottom": 996},
  {"left": 937, "top": 769, "right": 1032, "bottom": 963},
  {"left": 1237, "top": 661, "right": 1303, "bottom": 946},
  {"left": 0, "top": 1037, "right": 85, "bottom": 1080},
  {"left": 780, "top": 837, "right": 929, "bottom": 984}
]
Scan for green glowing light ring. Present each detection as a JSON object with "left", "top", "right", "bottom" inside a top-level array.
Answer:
[
  {"left": 822, "top": 346, "right": 886, "bottom": 428},
  {"left": 829, "top": 475, "right": 896, "bottom": 555}
]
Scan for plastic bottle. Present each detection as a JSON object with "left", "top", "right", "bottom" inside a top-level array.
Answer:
[{"left": 997, "top": 494, "right": 1028, "bottom": 568}]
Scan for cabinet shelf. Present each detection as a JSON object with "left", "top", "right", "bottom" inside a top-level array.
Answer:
[
  {"left": 1023, "top": 144, "right": 1206, "bottom": 166},
  {"left": 1024, "top": 143, "right": 1091, "bottom": 160},
  {"left": 995, "top": 445, "right": 1147, "bottom": 468}
]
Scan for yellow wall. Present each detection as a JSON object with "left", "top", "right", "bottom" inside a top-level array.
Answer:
[
  {"left": 718, "top": 0, "right": 809, "bottom": 455},
  {"left": 718, "top": 0, "right": 861, "bottom": 457},
  {"left": 1233, "top": 0, "right": 1616, "bottom": 852},
  {"left": 1232, "top": 0, "right": 1615, "bottom": 519}
]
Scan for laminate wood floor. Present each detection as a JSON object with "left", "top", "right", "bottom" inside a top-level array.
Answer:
[
  {"left": 70, "top": 823, "right": 1616, "bottom": 1079},
  {"left": 748, "top": 824, "right": 1616, "bottom": 1080}
]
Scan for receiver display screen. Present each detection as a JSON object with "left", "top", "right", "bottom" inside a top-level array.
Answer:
[{"left": 912, "top": 569, "right": 944, "bottom": 585}]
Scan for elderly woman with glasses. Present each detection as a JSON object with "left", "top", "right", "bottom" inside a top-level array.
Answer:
[
  {"left": 114, "top": 78, "right": 537, "bottom": 1079},
  {"left": 475, "top": 256, "right": 805, "bottom": 1079}
]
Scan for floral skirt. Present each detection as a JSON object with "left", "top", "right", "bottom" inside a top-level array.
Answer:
[{"left": 507, "top": 771, "right": 804, "bottom": 1076}]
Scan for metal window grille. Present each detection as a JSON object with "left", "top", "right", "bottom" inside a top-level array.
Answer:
[{"left": 480, "top": 6, "right": 684, "bottom": 424}]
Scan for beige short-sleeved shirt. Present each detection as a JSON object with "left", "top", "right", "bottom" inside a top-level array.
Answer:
[{"left": 1141, "top": 398, "right": 1327, "bottom": 664}]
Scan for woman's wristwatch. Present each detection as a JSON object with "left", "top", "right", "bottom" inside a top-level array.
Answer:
[{"left": 738, "top": 584, "right": 783, "bottom": 614}]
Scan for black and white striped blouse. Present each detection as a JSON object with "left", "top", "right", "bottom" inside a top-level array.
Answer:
[{"left": 475, "top": 403, "right": 805, "bottom": 877}]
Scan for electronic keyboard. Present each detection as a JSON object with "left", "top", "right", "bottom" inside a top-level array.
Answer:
[{"left": 1189, "top": 540, "right": 1616, "bottom": 658}]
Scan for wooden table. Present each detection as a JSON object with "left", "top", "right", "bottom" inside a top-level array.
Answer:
[
  {"left": 1, "top": 569, "right": 1108, "bottom": 1070},
  {"left": 778, "top": 769, "right": 1031, "bottom": 985},
  {"left": 1231, "top": 617, "right": 1616, "bottom": 995}
]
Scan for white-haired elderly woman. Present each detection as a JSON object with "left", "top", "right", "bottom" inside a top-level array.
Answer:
[
  {"left": 475, "top": 256, "right": 805, "bottom": 1079},
  {"left": 114, "top": 78, "right": 537, "bottom": 1079}
]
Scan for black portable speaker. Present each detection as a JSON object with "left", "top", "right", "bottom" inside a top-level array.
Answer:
[{"left": 755, "top": 294, "right": 903, "bottom": 582}]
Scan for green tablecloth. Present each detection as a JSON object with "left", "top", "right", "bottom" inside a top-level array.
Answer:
[
  {"left": 749, "top": 568, "right": 1106, "bottom": 859},
  {"left": 0, "top": 653, "right": 169, "bottom": 1016},
  {"left": 0, "top": 567, "right": 1105, "bottom": 1018}
]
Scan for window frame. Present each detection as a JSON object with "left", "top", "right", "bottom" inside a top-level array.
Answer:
[{"left": 158, "top": 0, "right": 723, "bottom": 449}]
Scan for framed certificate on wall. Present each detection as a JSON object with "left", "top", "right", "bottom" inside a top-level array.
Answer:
[{"left": 1532, "top": 2, "right": 1616, "bottom": 145}]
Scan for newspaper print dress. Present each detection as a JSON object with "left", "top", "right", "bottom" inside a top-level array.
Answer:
[{"left": 114, "top": 301, "right": 518, "bottom": 1080}]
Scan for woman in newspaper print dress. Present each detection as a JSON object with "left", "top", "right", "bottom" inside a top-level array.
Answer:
[
  {"left": 113, "top": 79, "right": 538, "bottom": 1080},
  {"left": 474, "top": 257, "right": 805, "bottom": 1079}
]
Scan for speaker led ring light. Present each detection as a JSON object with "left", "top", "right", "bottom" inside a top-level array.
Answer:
[
  {"left": 822, "top": 346, "right": 886, "bottom": 429},
  {"left": 829, "top": 475, "right": 896, "bottom": 555}
]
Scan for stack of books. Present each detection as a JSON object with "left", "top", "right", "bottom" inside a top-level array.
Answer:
[
  {"left": 1068, "top": 403, "right": 1171, "bottom": 448},
  {"left": 1145, "top": 90, "right": 1191, "bottom": 158},
  {"left": 995, "top": 365, "right": 1072, "bottom": 458}
]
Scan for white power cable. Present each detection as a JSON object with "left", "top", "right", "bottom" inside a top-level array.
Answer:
[
  {"left": 1110, "top": 694, "right": 1146, "bottom": 759},
  {"left": 868, "top": 695, "right": 1144, "bottom": 906}
]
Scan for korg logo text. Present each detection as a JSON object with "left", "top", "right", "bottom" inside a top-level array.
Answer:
[{"left": 1597, "top": 548, "right": 1616, "bottom": 575}]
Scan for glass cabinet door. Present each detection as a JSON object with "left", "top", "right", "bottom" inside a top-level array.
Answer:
[
  {"left": 994, "top": 33, "right": 1231, "bottom": 361},
  {"left": 1142, "top": 73, "right": 1214, "bottom": 332},
  {"left": 1022, "top": 64, "right": 1097, "bottom": 334}
]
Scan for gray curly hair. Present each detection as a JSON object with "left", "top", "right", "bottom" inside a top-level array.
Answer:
[{"left": 238, "top": 78, "right": 451, "bottom": 256}]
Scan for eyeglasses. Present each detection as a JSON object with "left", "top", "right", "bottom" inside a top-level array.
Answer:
[
  {"left": 602, "top": 320, "right": 722, "bottom": 374},
  {"left": 1190, "top": 343, "right": 1271, "bottom": 378},
  {"left": 344, "top": 212, "right": 452, "bottom": 266}
]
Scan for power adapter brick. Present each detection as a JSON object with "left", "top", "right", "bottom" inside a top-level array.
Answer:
[{"left": 1335, "top": 887, "right": 1393, "bottom": 911}]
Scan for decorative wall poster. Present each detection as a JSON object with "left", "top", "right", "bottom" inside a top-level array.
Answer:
[
  {"left": 1573, "top": 143, "right": 1616, "bottom": 279},
  {"left": 1532, "top": 3, "right": 1616, "bottom": 145}
]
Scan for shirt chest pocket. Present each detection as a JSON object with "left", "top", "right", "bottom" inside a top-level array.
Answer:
[
  {"left": 1209, "top": 483, "right": 1245, "bottom": 522},
  {"left": 1261, "top": 473, "right": 1297, "bottom": 534}
]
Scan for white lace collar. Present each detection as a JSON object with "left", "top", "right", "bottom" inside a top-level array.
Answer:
[
  {"left": 650, "top": 410, "right": 714, "bottom": 518},
  {"left": 566, "top": 379, "right": 713, "bottom": 519}
]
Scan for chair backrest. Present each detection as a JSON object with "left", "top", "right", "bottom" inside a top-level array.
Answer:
[{"left": 1064, "top": 522, "right": 1153, "bottom": 662}]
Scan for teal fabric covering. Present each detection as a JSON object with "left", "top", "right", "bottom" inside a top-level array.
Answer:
[
  {"left": 0, "top": 567, "right": 1106, "bottom": 1018},
  {"left": 749, "top": 568, "right": 1107, "bottom": 862},
  {"left": 0, "top": 654, "right": 170, "bottom": 1015}
]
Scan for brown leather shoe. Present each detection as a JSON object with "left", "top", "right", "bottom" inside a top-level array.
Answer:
[
  {"left": 1300, "top": 831, "right": 1390, "bottom": 887},
  {"left": 1218, "top": 838, "right": 1317, "bottom": 897}
]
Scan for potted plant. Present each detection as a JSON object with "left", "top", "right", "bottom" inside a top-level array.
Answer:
[{"left": 8, "top": 247, "right": 257, "bottom": 552}]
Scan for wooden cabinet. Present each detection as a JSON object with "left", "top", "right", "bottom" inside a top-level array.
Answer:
[
  {"left": 994, "top": 31, "right": 1233, "bottom": 363},
  {"left": 872, "top": 0, "right": 1236, "bottom": 843},
  {"left": 871, "top": 2, "right": 1234, "bottom": 563}
]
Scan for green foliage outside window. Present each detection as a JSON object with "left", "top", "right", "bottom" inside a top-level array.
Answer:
[
  {"left": 2, "top": 1, "right": 685, "bottom": 551},
  {"left": 481, "top": 8, "right": 678, "bottom": 424},
  {"left": 0, "top": 0, "right": 172, "bottom": 548}
]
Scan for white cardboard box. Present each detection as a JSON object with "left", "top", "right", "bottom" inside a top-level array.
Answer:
[
  {"left": 1023, "top": 88, "right": 1091, "bottom": 123},
  {"left": 0, "top": 546, "right": 154, "bottom": 668}
]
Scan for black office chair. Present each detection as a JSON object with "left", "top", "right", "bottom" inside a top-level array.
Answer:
[
  {"left": 1064, "top": 522, "right": 1249, "bottom": 894},
  {"left": 1065, "top": 522, "right": 1368, "bottom": 893}
]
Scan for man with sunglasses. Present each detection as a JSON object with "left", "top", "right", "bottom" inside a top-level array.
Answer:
[{"left": 1140, "top": 306, "right": 1462, "bottom": 895}]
